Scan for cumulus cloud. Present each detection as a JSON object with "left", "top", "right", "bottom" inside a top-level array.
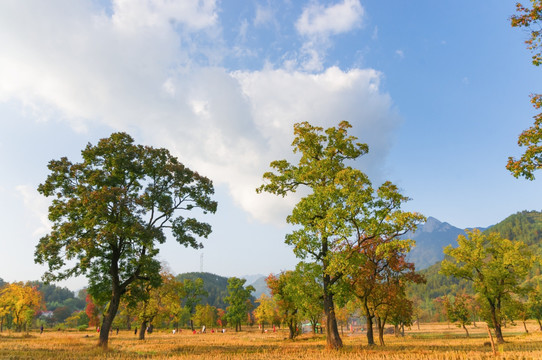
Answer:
[
  {"left": 296, "top": 0, "right": 364, "bottom": 36},
  {"left": 0, "top": 0, "right": 398, "bottom": 226},
  {"left": 295, "top": 0, "right": 364, "bottom": 71}
]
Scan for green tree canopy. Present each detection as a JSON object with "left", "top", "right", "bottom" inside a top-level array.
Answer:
[
  {"left": 508, "top": 1, "right": 542, "bottom": 179},
  {"left": 224, "top": 277, "right": 254, "bottom": 332},
  {"left": 257, "top": 121, "right": 423, "bottom": 349},
  {"left": 34, "top": 132, "right": 217, "bottom": 347},
  {"left": 440, "top": 229, "right": 535, "bottom": 343}
]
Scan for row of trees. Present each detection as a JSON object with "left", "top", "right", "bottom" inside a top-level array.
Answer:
[{"left": 0, "top": 274, "right": 257, "bottom": 337}]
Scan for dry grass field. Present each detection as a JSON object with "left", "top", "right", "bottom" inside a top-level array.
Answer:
[{"left": 1, "top": 322, "right": 542, "bottom": 359}]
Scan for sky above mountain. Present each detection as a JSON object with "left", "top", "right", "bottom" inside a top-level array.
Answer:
[{"left": 0, "top": 0, "right": 540, "bottom": 290}]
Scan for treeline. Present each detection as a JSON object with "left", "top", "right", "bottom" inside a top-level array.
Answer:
[{"left": 0, "top": 273, "right": 258, "bottom": 337}]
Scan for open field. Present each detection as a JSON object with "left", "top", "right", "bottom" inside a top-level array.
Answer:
[{"left": 1, "top": 323, "right": 542, "bottom": 359}]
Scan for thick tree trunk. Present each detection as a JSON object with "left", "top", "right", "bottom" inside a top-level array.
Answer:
[
  {"left": 98, "top": 289, "right": 121, "bottom": 348},
  {"left": 323, "top": 273, "right": 342, "bottom": 349},
  {"left": 139, "top": 320, "right": 147, "bottom": 340},
  {"left": 489, "top": 304, "right": 505, "bottom": 344}
]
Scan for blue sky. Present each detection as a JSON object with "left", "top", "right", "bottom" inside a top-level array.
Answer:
[{"left": 0, "top": 0, "right": 540, "bottom": 290}]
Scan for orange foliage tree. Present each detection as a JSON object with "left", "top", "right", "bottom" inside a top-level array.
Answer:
[{"left": 508, "top": 1, "right": 542, "bottom": 179}]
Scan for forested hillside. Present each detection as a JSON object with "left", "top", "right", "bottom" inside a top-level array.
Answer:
[
  {"left": 176, "top": 272, "right": 230, "bottom": 310},
  {"left": 409, "top": 210, "right": 542, "bottom": 321}
]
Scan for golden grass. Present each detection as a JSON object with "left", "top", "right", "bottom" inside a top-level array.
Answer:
[{"left": 1, "top": 322, "right": 542, "bottom": 359}]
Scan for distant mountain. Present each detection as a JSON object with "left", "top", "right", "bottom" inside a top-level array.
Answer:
[
  {"left": 412, "top": 210, "right": 542, "bottom": 306},
  {"left": 242, "top": 274, "right": 266, "bottom": 285},
  {"left": 406, "top": 217, "right": 469, "bottom": 270},
  {"left": 250, "top": 276, "right": 271, "bottom": 299}
]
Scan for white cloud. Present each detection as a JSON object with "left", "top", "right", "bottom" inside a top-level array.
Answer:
[
  {"left": 395, "top": 49, "right": 404, "bottom": 59},
  {"left": 16, "top": 185, "right": 51, "bottom": 237},
  {"left": 295, "top": 0, "right": 364, "bottom": 72},
  {"left": 0, "top": 1, "right": 398, "bottom": 226},
  {"left": 112, "top": 0, "right": 218, "bottom": 32},
  {"left": 254, "top": 4, "right": 274, "bottom": 27},
  {"left": 296, "top": 0, "right": 364, "bottom": 36}
]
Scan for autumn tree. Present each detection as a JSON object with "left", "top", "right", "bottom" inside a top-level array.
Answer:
[
  {"left": 193, "top": 304, "right": 218, "bottom": 328},
  {"left": 337, "top": 232, "right": 423, "bottom": 346},
  {"left": 267, "top": 271, "right": 302, "bottom": 339},
  {"left": 85, "top": 294, "right": 101, "bottom": 329},
  {"left": 224, "top": 277, "right": 254, "bottom": 332},
  {"left": 35, "top": 132, "right": 217, "bottom": 348},
  {"left": 527, "top": 282, "right": 542, "bottom": 330},
  {"left": 0, "top": 282, "right": 45, "bottom": 332},
  {"left": 442, "top": 293, "right": 473, "bottom": 337},
  {"left": 387, "top": 293, "right": 414, "bottom": 337},
  {"left": 440, "top": 229, "right": 535, "bottom": 343},
  {"left": 508, "top": 1, "right": 542, "bottom": 179},
  {"left": 258, "top": 121, "right": 424, "bottom": 349},
  {"left": 254, "top": 294, "right": 276, "bottom": 333}
]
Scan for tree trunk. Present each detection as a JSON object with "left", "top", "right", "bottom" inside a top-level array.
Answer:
[
  {"left": 125, "top": 313, "right": 131, "bottom": 330},
  {"left": 323, "top": 272, "right": 342, "bottom": 349},
  {"left": 288, "top": 320, "right": 296, "bottom": 339},
  {"left": 365, "top": 315, "right": 375, "bottom": 346},
  {"left": 537, "top": 318, "right": 542, "bottom": 331},
  {"left": 394, "top": 324, "right": 399, "bottom": 337},
  {"left": 98, "top": 288, "right": 122, "bottom": 348},
  {"left": 523, "top": 321, "right": 528, "bottom": 333},
  {"left": 139, "top": 320, "right": 147, "bottom": 340},
  {"left": 362, "top": 300, "right": 375, "bottom": 346},
  {"left": 462, "top": 323, "right": 469, "bottom": 337},
  {"left": 190, "top": 319, "right": 194, "bottom": 331},
  {"left": 377, "top": 317, "right": 385, "bottom": 346},
  {"left": 489, "top": 303, "right": 505, "bottom": 344}
]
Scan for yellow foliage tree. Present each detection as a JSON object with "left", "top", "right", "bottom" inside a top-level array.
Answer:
[{"left": 0, "top": 282, "right": 45, "bottom": 332}]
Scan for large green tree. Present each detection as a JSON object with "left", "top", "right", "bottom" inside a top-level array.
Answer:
[
  {"left": 258, "top": 121, "right": 423, "bottom": 349},
  {"left": 508, "top": 1, "right": 542, "bottom": 179},
  {"left": 35, "top": 132, "right": 217, "bottom": 348},
  {"left": 440, "top": 229, "right": 535, "bottom": 343},
  {"left": 180, "top": 278, "right": 208, "bottom": 331},
  {"left": 224, "top": 277, "right": 255, "bottom": 332}
]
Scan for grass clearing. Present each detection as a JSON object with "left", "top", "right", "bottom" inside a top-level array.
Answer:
[{"left": 1, "top": 322, "right": 542, "bottom": 359}]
